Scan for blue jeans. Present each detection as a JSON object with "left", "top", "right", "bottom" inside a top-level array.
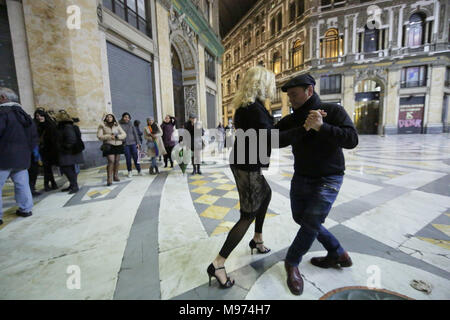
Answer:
[
  {"left": 124, "top": 144, "right": 141, "bottom": 173},
  {"left": 0, "top": 169, "right": 34, "bottom": 219},
  {"left": 285, "top": 174, "right": 345, "bottom": 267}
]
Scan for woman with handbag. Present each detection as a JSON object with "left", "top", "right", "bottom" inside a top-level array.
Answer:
[
  {"left": 97, "top": 114, "right": 126, "bottom": 186},
  {"left": 144, "top": 117, "right": 166, "bottom": 175}
]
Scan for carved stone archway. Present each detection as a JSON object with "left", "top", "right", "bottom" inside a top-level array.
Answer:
[{"left": 169, "top": 5, "right": 199, "bottom": 124}]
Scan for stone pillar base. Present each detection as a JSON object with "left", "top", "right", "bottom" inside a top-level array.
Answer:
[
  {"left": 383, "top": 125, "right": 398, "bottom": 135},
  {"left": 424, "top": 123, "right": 443, "bottom": 134}
]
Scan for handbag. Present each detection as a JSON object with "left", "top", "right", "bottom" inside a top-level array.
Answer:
[{"left": 100, "top": 143, "right": 112, "bottom": 152}]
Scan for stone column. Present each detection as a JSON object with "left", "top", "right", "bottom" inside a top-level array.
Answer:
[
  {"left": 21, "top": 0, "right": 106, "bottom": 129},
  {"left": 6, "top": 0, "right": 35, "bottom": 115},
  {"left": 425, "top": 65, "right": 445, "bottom": 133},
  {"left": 342, "top": 73, "right": 355, "bottom": 120},
  {"left": 155, "top": 1, "right": 174, "bottom": 118},
  {"left": 384, "top": 68, "right": 401, "bottom": 134}
]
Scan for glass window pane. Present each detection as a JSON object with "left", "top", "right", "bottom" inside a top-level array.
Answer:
[
  {"left": 127, "top": 0, "right": 136, "bottom": 11},
  {"left": 137, "top": 0, "right": 146, "bottom": 17},
  {"left": 138, "top": 16, "right": 147, "bottom": 33},
  {"left": 103, "top": 0, "right": 113, "bottom": 10},
  {"left": 128, "top": 10, "right": 137, "bottom": 27},
  {"left": 114, "top": 0, "right": 126, "bottom": 20}
]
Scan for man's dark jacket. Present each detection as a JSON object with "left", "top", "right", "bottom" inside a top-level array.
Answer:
[
  {"left": 0, "top": 102, "right": 39, "bottom": 170},
  {"left": 275, "top": 92, "right": 358, "bottom": 177}
]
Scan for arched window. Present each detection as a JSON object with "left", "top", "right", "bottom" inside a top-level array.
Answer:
[
  {"left": 292, "top": 40, "right": 304, "bottom": 70},
  {"left": 408, "top": 13, "right": 426, "bottom": 46},
  {"left": 236, "top": 74, "right": 240, "bottom": 91},
  {"left": 226, "top": 54, "right": 231, "bottom": 69},
  {"left": 273, "top": 52, "right": 281, "bottom": 74},
  {"left": 227, "top": 79, "right": 231, "bottom": 95},
  {"left": 321, "top": 28, "right": 342, "bottom": 59}
]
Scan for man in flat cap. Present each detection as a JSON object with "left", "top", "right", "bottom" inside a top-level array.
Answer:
[{"left": 275, "top": 73, "right": 359, "bottom": 295}]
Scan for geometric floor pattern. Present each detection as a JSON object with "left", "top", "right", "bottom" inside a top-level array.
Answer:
[{"left": 188, "top": 171, "right": 278, "bottom": 237}]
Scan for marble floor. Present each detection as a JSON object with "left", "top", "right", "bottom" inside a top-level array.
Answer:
[{"left": 0, "top": 134, "right": 449, "bottom": 300}]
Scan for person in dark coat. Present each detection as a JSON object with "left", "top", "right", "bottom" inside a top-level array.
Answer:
[
  {"left": 55, "top": 110, "right": 84, "bottom": 194},
  {"left": 33, "top": 109, "right": 59, "bottom": 192},
  {"left": 184, "top": 114, "right": 204, "bottom": 175},
  {"left": 207, "top": 66, "right": 306, "bottom": 289},
  {"left": 161, "top": 115, "right": 177, "bottom": 168},
  {"left": 278, "top": 73, "right": 358, "bottom": 296},
  {"left": 0, "top": 87, "right": 38, "bottom": 224}
]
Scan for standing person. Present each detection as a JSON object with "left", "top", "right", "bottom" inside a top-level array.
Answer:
[
  {"left": 55, "top": 110, "right": 85, "bottom": 194},
  {"left": 144, "top": 117, "right": 166, "bottom": 174},
  {"left": 277, "top": 74, "right": 358, "bottom": 295},
  {"left": 161, "top": 115, "right": 177, "bottom": 168},
  {"left": 28, "top": 144, "right": 42, "bottom": 197},
  {"left": 224, "top": 122, "right": 233, "bottom": 151},
  {"left": 133, "top": 120, "right": 143, "bottom": 145},
  {"left": 0, "top": 87, "right": 38, "bottom": 224},
  {"left": 184, "top": 114, "right": 204, "bottom": 175},
  {"left": 207, "top": 66, "right": 307, "bottom": 288},
  {"left": 97, "top": 114, "right": 126, "bottom": 186},
  {"left": 119, "top": 113, "right": 142, "bottom": 178},
  {"left": 34, "top": 109, "right": 59, "bottom": 192},
  {"left": 216, "top": 122, "right": 225, "bottom": 153}
]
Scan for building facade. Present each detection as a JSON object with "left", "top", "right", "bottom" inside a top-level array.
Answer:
[
  {"left": 221, "top": 0, "right": 450, "bottom": 135},
  {"left": 1, "top": 0, "right": 223, "bottom": 167}
]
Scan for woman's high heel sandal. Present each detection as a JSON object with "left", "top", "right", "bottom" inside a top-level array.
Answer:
[
  {"left": 207, "top": 263, "right": 234, "bottom": 289},
  {"left": 249, "top": 239, "right": 271, "bottom": 255}
]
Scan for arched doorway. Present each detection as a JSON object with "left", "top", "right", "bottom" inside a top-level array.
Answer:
[
  {"left": 354, "top": 79, "right": 383, "bottom": 134},
  {"left": 171, "top": 46, "right": 185, "bottom": 125}
]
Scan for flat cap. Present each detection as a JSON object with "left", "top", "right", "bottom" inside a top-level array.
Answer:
[
  {"left": 189, "top": 113, "right": 197, "bottom": 119},
  {"left": 281, "top": 74, "right": 316, "bottom": 92}
]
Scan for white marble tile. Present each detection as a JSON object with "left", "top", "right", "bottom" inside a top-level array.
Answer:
[
  {"left": 246, "top": 251, "right": 450, "bottom": 300},
  {"left": 158, "top": 173, "right": 208, "bottom": 253},
  {"left": 399, "top": 237, "right": 450, "bottom": 273},
  {"left": 385, "top": 171, "right": 447, "bottom": 189},
  {"left": 342, "top": 190, "right": 450, "bottom": 249},
  {"left": 0, "top": 177, "right": 153, "bottom": 298},
  {"left": 333, "top": 178, "right": 383, "bottom": 207}
]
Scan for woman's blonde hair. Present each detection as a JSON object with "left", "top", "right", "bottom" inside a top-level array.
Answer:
[{"left": 232, "top": 66, "right": 276, "bottom": 110}]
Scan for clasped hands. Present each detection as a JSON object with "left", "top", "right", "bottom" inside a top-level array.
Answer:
[{"left": 303, "top": 109, "right": 327, "bottom": 131}]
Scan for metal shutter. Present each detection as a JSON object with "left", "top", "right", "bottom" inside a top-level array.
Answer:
[{"left": 106, "top": 42, "right": 155, "bottom": 124}]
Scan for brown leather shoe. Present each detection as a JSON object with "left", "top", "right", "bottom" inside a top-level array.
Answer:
[
  {"left": 310, "top": 251, "right": 353, "bottom": 269},
  {"left": 284, "top": 261, "right": 303, "bottom": 295}
]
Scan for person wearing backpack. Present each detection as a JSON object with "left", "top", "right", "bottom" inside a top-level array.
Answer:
[{"left": 55, "top": 110, "right": 84, "bottom": 194}]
